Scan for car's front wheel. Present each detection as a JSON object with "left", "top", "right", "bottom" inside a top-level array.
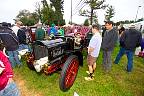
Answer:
[{"left": 59, "top": 55, "right": 79, "bottom": 92}]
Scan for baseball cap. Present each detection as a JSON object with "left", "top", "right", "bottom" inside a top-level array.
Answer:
[{"left": 129, "top": 24, "right": 135, "bottom": 28}]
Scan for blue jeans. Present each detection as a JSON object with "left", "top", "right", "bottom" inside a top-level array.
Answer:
[
  {"left": 114, "top": 47, "right": 134, "bottom": 72},
  {"left": 0, "top": 82, "right": 20, "bottom": 96},
  {"left": 102, "top": 50, "right": 112, "bottom": 71},
  {"left": 7, "top": 50, "right": 21, "bottom": 68},
  {"left": 18, "top": 44, "right": 31, "bottom": 52}
]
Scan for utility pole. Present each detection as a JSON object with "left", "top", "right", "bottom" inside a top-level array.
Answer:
[
  {"left": 71, "top": 0, "right": 72, "bottom": 25},
  {"left": 135, "top": 6, "right": 141, "bottom": 22}
]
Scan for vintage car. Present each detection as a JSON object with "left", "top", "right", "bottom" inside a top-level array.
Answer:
[{"left": 27, "top": 35, "right": 84, "bottom": 92}]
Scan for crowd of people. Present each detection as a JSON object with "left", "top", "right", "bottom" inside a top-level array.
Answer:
[
  {"left": 85, "top": 21, "right": 143, "bottom": 81},
  {"left": 0, "top": 21, "right": 91, "bottom": 68},
  {"left": 0, "top": 20, "right": 92, "bottom": 95},
  {"left": 0, "top": 20, "right": 143, "bottom": 95}
]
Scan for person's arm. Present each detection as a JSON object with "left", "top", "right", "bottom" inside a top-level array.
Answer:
[
  {"left": 136, "top": 32, "right": 142, "bottom": 47},
  {"left": 88, "top": 47, "right": 94, "bottom": 54},
  {"left": 0, "top": 51, "right": 13, "bottom": 78},
  {"left": 88, "top": 36, "right": 96, "bottom": 54}
]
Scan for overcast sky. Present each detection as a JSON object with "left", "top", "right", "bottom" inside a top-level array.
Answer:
[{"left": 0, "top": 0, "right": 144, "bottom": 25}]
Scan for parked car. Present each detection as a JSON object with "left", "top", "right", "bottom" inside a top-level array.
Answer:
[{"left": 27, "top": 36, "right": 83, "bottom": 92}]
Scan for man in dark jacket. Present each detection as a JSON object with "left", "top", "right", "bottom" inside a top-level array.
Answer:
[
  {"left": 0, "top": 23, "right": 21, "bottom": 68},
  {"left": 17, "top": 27, "right": 31, "bottom": 52},
  {"left": 114, "top": 24, "right": 142, "bottom": 72},
  {"left": 101, "top": 21, "right": 118, "bottom": 72},
  {"left": 17, "top": 27, "right": 26, "bottom": 45}
]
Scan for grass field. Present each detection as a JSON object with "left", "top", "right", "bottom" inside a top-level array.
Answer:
[{"left": 14, "top": 46, "right": 144, "bottom": 96}]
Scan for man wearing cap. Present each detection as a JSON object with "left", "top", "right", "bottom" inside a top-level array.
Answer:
[
  {"left": 114, "top": 24, "right": 142, "bottom": 72},
  {"left": 0, "top": 22, "right": 22, "bottom": 68},
  {"left": 101, "top": 21, "right": 118, "bottom": 73}
]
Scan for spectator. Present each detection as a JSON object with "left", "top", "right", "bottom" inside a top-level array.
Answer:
[
  {"left": 0, "top": 23, "right": 21, "bottom": 68},
  {"left": 138, "top": 38, "right": 144, "bottom": 57},
  {"left": 140, "top": 38, "right": 144, "bottom": 52},
  {"left": 17, "top": 26, "right": 31, "bottom": 52},
  {"left": 118, "top": 27, "right": 125, "bottom": 37},
  {"left": 48, "top": 23, "right": 57, "bottom": 36},
  {"left": 35, "top": 24, "right": 45, "bottom": 40},
  {"left": 12, "top": 21, "right": 22, "bottom": 36},
  {"left": 101, "top": 21, "right": 118, "bottom": 73},
  {"left": 0, "top": 44, "right": 20, "bottom": 96},
  {"left": 85, "top": 24, "right": 102, "bottom": 81},
  {"left": 114, "top": 24, "right": 142, "bottom": 72},
  {"left": 57, "top": 26, "right": 64, "bottom": 36}
]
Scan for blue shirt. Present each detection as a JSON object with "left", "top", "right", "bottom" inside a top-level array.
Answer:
[{"left": 49, "top": 27, "right": 57, "bottom": 36}]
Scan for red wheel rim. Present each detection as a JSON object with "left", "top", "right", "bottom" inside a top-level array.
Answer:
[{"left": 65, "top": 58, "right": 79, "bottom": 88}]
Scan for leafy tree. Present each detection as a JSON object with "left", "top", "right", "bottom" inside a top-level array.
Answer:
[
  {"left": 16, "top": 0, "right": 66, "bottom": 26},
  {"left": 93, "top": 14, "right": 98, "bottom": 24},
  {"left": 40, "top": 0, "right": 65, "bottom": 26},
  {"left": 49, "top": 0, "right": 65, "bottom": 26},
  {"left": 35, "top": 2, "right": 43, "bottom": 23},
  {"left": 84, "top": 19, "right": 89, "bottom": 26},
  {"left": 41, "top": 0, "right": 55, "bottom": 25},
  {"left": 50, "top": 0, "right": 64, "bottom": 13},
  {"left": 80, "top": 0, "right": 108, "bottom": 25},
  {"left": 136, "top": 18, "right": 144, "bottom": 23},
  {"left": 16, "top": 9, "right": 31, "bottom": 18},
  {"left": 117, "top": 18, "right": 144, "bottom": 24},
  {"left": 16, "top": 9, "right": 39, "bottom": 26},
  {"left": 105, "top": 5, "right": 115, "bottom": 21}
]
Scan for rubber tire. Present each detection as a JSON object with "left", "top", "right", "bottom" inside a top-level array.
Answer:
[{"left": 59, "top": 55, "right": 79, "bottom": 92}]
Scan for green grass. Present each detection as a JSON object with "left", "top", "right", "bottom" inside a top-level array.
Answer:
[{"left": 14, "top": 46, "right": 144, "bottom": 96}]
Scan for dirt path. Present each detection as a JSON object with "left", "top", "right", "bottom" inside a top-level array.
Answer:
[{"left": 13, "top": 74, "right": 42, "bottom": 96}]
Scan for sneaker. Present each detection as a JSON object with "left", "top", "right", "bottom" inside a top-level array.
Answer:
[
  {"left": 84, "top": 76, "right": 94, "bottom": 81},
  {"left": 86, "top": 71, "right": 95, "bottom": 76}
]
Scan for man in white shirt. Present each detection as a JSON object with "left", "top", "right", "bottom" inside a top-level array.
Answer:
[
  {"left": 85, "top": 24, "right": 102, "bottom": 81},
  {"left": 12, "top": 21, "right": 22, "bottom": 36}
]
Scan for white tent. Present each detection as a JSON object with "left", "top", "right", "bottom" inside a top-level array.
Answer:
[
  {"left": 123, "top": 21, "right": 144, "bottom": 32},
  {"left": 135, "top": 21, "right": 144, "bottom": 32}
]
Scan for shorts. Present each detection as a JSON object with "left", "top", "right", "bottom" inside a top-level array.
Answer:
[{"left": 87, "top": 55, "right": 96, "bottom": 66}]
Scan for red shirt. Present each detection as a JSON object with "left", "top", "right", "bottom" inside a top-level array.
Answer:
[{"left": 0, "top": 51, "right": 13, "bottom": 91}]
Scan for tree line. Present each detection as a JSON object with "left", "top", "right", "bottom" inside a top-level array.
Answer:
[{"left": 15, "top": 0, "right": 143, "bottom": 26}]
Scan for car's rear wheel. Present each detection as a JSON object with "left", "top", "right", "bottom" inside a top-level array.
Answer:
[{"left": 59, "top": 55, "right": 79, "bottom": 92}]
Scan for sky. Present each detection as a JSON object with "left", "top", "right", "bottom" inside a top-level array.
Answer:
[{"left": 0, "top": 0, "right": 144, "bottom": 25}]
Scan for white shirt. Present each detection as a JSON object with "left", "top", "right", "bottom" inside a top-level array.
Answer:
[
  {"left": 88, "top": 32, "right": 102, "bottom": 57},
  {"left": 11, "top": 25, "right": 20, "bottom": 36}
]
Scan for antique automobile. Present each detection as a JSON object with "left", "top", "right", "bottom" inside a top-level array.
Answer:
[{"left": 27, "top": 36, "right": 83, "bottom": 92}]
